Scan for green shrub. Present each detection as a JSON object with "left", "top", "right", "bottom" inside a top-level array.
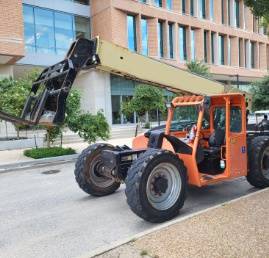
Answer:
[
  {"left": 24, "top": 147, "right": 76, "bottom": 159},
  {"left": 144, "top": 122, "right": 150, "bottom": 129}
]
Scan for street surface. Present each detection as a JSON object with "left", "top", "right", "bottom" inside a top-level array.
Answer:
[{"left": 0, "top": 162, "right": 258, "bottom": 258}]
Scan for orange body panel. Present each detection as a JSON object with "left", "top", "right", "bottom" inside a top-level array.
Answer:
[{"left": 133, "top": 93, "right": 248, "bottom": 187}]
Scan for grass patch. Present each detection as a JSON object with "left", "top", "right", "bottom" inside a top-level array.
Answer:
[{"left": 24, "top": 147, "right": 76, "bottom": 159}]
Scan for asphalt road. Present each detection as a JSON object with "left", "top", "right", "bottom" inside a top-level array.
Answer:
[{"left": 0, "top": 163, "right": 258, "bottom": 258}]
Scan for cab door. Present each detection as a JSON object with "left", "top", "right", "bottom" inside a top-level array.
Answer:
[{"left": 228, "top": 105, "right": 248, "bottom": 177}]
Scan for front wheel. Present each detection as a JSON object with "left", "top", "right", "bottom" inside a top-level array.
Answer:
[
  {"left": 75, "top": 143, "right": 121, "bottom": 196},
  {"left": 125, "top": 149, "right": 187, "bottom": 223}
]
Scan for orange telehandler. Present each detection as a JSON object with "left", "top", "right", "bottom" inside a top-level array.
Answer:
[{"left": 1, "top": 38, "right": 268, "bottom": 223}]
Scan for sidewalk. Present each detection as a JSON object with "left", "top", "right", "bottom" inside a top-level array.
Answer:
[
  {"left": 96, "top": 189, "right": 269, "bottom": 258},
  {"left": 0, "top": 137, "right": 133, "bottom": 166}
]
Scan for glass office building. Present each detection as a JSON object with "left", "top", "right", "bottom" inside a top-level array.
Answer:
[{"left": 23, "top": 5, "right": 90, "bottom": 55}]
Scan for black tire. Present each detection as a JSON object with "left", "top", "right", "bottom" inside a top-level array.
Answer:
[
  {"left": 247, "top": 136, "right": 269, "bottom": 188},
  {"left": 125, "top": 149, "right": 187, "bottom": 223},
  {"left": 75, "top": 143, "right": 121, "bottom": 196}
]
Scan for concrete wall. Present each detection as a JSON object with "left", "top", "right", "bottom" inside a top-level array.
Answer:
[
  {"left": 0, "top": 65, "right": 14, "bottom": 79},
  {"left": 74, "top": 70, "right": 113, "bottom": 125}
]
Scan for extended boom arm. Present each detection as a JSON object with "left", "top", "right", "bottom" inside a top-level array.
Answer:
[{"left": 0, "top": 37, "right": 225, "bottom": 126}]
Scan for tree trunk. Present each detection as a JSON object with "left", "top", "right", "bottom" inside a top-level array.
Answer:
[
  {"left": 46, "top": 129, "right": 51, "bottom": 148},
  {"left": 145, "top": 111, "right": 149, "bottom": 123}
]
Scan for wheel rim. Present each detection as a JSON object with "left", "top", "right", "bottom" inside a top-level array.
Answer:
[
  {"left": 261, "top": 146, "right": 269, "bottom": 180},
  {"left": 87, "top": 155, "right": 115, "bottom": 188},
  {"left": 146, "top": 162, "right": 181, "bottom": 211}
]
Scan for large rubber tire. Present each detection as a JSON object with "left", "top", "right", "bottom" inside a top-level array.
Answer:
[
  {"left": 247, "top": 136, "right": 269, "bottom": 188},
  {"left": 125, "top": 149, "right": 187, "bottom": 223},
  {"left": 75, "top": 143, "right": 121, "bottom": 196}
]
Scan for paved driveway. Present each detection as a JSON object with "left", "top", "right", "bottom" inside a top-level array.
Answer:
[{"left": 0, "top": 163, "right": 257, "bottom": 258}]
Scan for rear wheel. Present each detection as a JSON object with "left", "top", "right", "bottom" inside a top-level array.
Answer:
[
  {"left": 75, "top": 143, "right": 121, "bottom": 196},
  {"left": 125, "top": 149, "right": 187, "bottom": 223},
  {"left": 247, "top": 136, "right": 269, "bottom": 188}
]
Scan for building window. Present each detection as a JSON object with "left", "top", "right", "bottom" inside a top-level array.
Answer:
[
  {"left": 239, "top": 38, "right": 243, "bottom": 67},
  {"left": 167, "top": 0, "right": 172, "bottom": 10},
  {"left": 219, "top": 35, "right": 225, "bottom": 65},
  {"left": 211, "top": 32, "right": 215, "bottom": 64},
  {"left": 190, "top": 0, "right": 194, "bottom": 16},
  {"left": 182, "top": 0, "right": 186, "bottom": 14},
  {"left": 35, "top": 8, "right": 55, "bottom": 54},
  {"left": 204, "top": 31, "right": 208, "bottom": 63},
  {"left": 235, "top": 0, "right": 240, "bottom": 28},
  {"left": 141, "top": 18, "right": 148, "bottom": 55},
  {"left": 23, "top": 4, "right": 90, "bottom": 54},
  {"left": 154, "top": 0, "right": 162, "bottom": 7},
  {"left": 127, "top": 15, "right": 137, "bottom": 52},
  {"left": 23, "top": 5, "right": 36, "bottom": 53},
  {"left": 74, "top": 16, "right": 91, "bottom": 39},
  {"left": 227, "top": 37, "right": 231, "bottom": 66},
  {"left": 168, "top": 23, "right": 174, "bottom": 58},
  {"left": 179, "top": 26, "right": 187, "bottom": 61},
  {"left": 199, "top": 0, "right": 206, "bottom": 19},
  {"left": 55, "top": 12, "right": 74, "bottom": 55},
  {"left": 158, "top": 21, "right": 164, "bottom": 57},
  {"left": 250, "top": 41, "right": 255, "bottom": 68},
  {"left": 191, "top": 29, "right": 196, "bottom": 60},
  {"left": 210, "top": 0, "right": 214, "bottom": 21}
]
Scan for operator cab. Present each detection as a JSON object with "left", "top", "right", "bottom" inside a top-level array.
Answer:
[{"left": 165, "top": 94, "right": 246, "bottom": 185}]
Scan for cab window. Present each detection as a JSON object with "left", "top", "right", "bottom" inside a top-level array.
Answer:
[{"left": 230, "top": 106, "right": 242, "bottom": 133}]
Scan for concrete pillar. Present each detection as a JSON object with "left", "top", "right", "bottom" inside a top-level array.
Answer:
[
  {"left": 0, "top": 65, "right": 14, "bottom": 79},
  {"left": 173, "top": 0, "right": 181, "bottom": 12},
  {"left": 245, "top": 7, "right": 253, "bottom": 32},
  {"left": 230, "top": 37, "right": 239, "bottom": 67},
  {"left": 214, "top": 0, "right": 222, "bottom": 24},
  {"left": 239, "top": 0, "right": 244, "bottom": 29},
  {"left": 205, "top": 0, "right": 210, "bottom": 20},
  {"left": 223, "top": 0, "right": 229, "bottom": 25},
  {"left": 163, "top": 21, "right": 169, "bottom": 58},
  {"left": 186, "top": 26, "right": 191, "bottom": 61},
  {"left": 259, "top": 43, "right": 267, "bottom": 70},
  {"left": 74, "top": 70, "right": 113, "bottom": 125},
  {"left": 195, "top": 28, "right": 204, "bottom": 61},
  {"left": 185, "top": 0, "right": 191, "bottom": 15},
  {"left": 253, "top": 17, "right": 259, "bottom": 33},
  {"left": 254, "top": 42, "right": 259, "bottom": 69},
  {"left": 206, "top": 30, "right": 211, "bottom": 63},
  {"left": 148, "top": 18, "right": 158, "bottom": 57},
  {"left": 239, "top": 38, "right": 245, "bottom": 67}
]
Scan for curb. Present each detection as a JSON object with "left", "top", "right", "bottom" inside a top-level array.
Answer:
[
  {"left": 80, "top": 188, "right": 268, "bottom": 258},
  {"left": 0, "top": 154, "right": 79, "bottom": 173}
]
